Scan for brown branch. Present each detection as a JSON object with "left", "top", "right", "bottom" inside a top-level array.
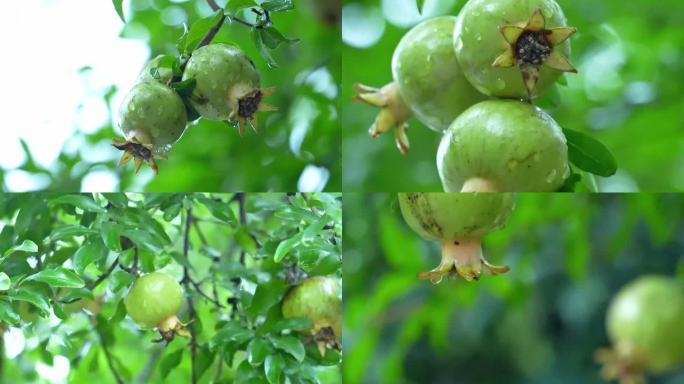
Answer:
[
  {"left": 206, "top": 0, "right": 220, "bottom": 11},
  {"left": 182, "top": 207, "right": 198, "bottom": 384},
  {"left": 189, "top": 278, "right": 224, "bottom": 308},
  {"left": 61, "top": 258, "right": 119, "bottom": 304},
  {"left": 97, "top": 328, "right": 124, "bottom": 384},
  {"left": 234, "top": 193, "right": 247, "bottom": 265}
]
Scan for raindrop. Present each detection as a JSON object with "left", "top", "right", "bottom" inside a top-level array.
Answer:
[
  {"left": 507, "top": 159, "right": 519, "bottom": 171},
  {"left": 546, "top": 169, "right": 558, "bottom": 183}
]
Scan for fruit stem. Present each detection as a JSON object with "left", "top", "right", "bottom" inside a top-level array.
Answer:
[
  {"left": 352, "top": 82, "right": 413, "bottom": 154},
  {"left": 595, "top": 344, "right": 647, "bottom": 384},
  {"left": 417, "top": 238, "right": 509, "bottom": 283},
  {"left": 461, "top": 178, "right": 501, "bottom": 192}
]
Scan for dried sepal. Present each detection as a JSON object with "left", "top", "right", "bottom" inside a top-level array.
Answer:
[
  {"left": 417, "top": 238, "right": 509, "bottom": 283},
  {"left": 228, "top": 86, "right": 278, "bottom": 136},
  {"left": 352, "top": 82, "right": 412, "bottom": 154},
  {"left": 112, "top": 137, "right": 166, "bottom": 175},
  {"left": 493, "top": 8, "right": 577, "bottom": 98}
]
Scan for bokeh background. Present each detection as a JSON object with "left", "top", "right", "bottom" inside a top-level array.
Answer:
[
  {"left": 344, "top": 193, "right": 684, "bottom": 383},
  {"left": 342, "top": 0, "right": 684, "bottom": 192},
  {"left": 0, "top": 0, "right": 341, "bottom": 192}
]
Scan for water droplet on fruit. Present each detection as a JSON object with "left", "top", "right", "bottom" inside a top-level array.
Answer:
[
  {"left": 546, "top": 169, "right": 558, "bottom": 183},
  {"left": 507, "top": 159, "right": 519, "bottom": 171},
  {"left": 496, "top": 78, "right": 506, "bottom": 90},
  {"left": 129, "top": 104, "right": 136, "bottom": 111},
  {"left": 533, "top": 153, "right": 541, "bottom": 162}
]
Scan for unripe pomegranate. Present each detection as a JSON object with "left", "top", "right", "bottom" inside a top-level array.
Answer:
[
  {"left": 398, "top": 193, "right": 515, "bottom": 282},
  {"left": 282, "top": 276, "right": 341, "bottom": 357},
  {"left": 182, "top": 43, "right": 277, "bottom": 135},
  {"left": 597, "top": 276, "right": 684, "bottom": 383}
]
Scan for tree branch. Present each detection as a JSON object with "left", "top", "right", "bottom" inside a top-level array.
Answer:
[
  {"left": 61, "top": 258, "right": 119, "bottom": 304},
  {"left": 189, "top": 278, "right": 224, "bottom": 308},
  {"left": 206, "top": 0, "right": 220, "bottom": 11},
  {"left": 97, "top": 328, "right": 124, "bottom": 384},
  {"left": 234, "top": 193, "right": 247, "bottom": 265},
  {"left": 182, "top": 207, "right": 198, "bottom": 384}
]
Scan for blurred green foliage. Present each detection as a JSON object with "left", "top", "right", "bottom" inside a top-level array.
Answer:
[
  {"left": 342, "top": 0, "right": 684, "bottom": 192},
  {"left": 343, "top": 193, "right": 684, "bottom": 383},
  {"left": 5, "top": 0, "right": 341, "bottom": 192},
  {"left": 0, "top": 192, "right": 342, "bottom": 383}
]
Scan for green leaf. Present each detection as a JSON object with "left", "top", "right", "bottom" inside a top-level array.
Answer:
[
  {"left": 12, "top": 284, "right": 50, "bottom": 315},
  {"left": 264, "top": 353, "right": 286, "bottom": 384},
  {"left": 225, "top": 0, "right": 255, "bottom": 12},
  {"left": 195, "top": 346, "right": 214, "bottom": 380},
  {"left": 112, "top": 0, "right": 125, "bottom": 22},
  {"left": 274, "top": 232, "right": 302, "bottom": 262},
  {"left": 178, "top": 10, "right": 224, "bottom": 55},
  {"left": 160, "top": 348, "right": 184, "bottom": 379},
  {"left": 196, "top": 197, "right": 236, "bottom": 223},
  {"left": 563, "top": 128, "right": 618, "bottom": 177},
  {"left": 49, "top": 194, "right": 106, "bottom": 213},
  {"left": 212, "top": 321, "right": 255, "bottom": 347},
  {"left": 3, "top": 240, "right": 38, "bottom": 258},
  {"left": 0, "top": 272, "right": 10, "bottom": 291},
  {"left": 121, "top": 228, "right": 166, "bottom": 254},
  {"left": 252, "top": 29, "right": 279, "bottom": 68},
  {"left": 261, "top": 0, "right": 294, "bottom": 12},
  {"left": 103, "top": 193, "right": 128, "bottom": 208},
  {"left": 73, "top": 240, "right": 108, "bottom": 274},
  {"left": 109, "top": 270, "right": 135, "bottom": 293},
  {"left": 0, "top": 300, "right": 20, "bottom": 325},
  {"left": 302, "top": 215, "right": 330, "bottom": 240},
  {"left": 25, "top": 267, "right": 85, "bottom": 288},
  {"left": 100, "top": 222, "right": 122, "bottom": 251},
  {"left": 269, "top": 335, "right": 305, "bottom": 362},
  {"left": 416, "top": 0, "right": 425, "bottom": 14},
  {"left": 235, "top": 226, "right": 258, "bottom": 254},
  {"left": 259, "top": 27, "right": 298, "bottom": 50},
  {"left": 50, "top": 225, "right": 98, "bottom": 241},
  {"left": 170, "top": 78, "right": 196, "bottom": 98},
  {"left": 59, "top": 288, "right": 94, "bottom": 303},
  {"left": 247, "top": 338, "right": 271, "bottom": 366},
  {"left": 246, "top": 279, "right": 287, "bottom": 320},
  {"left": 272, "top": 317, "right": 313, "bottom": 332}
]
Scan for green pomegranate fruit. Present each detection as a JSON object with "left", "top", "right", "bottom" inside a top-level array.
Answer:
[
  {"left": 392, "top": 16, "right": 485, "bottom": 132},
  {"left": 454, "top": 0, "right": 577, "bottom": 99},
  {"left": 182, "top": 43, "right": 276, "bottom": 135},
  {"left": 398, "top": 193, "right": 515, "bottom": 282},
  {"left": 124, "top": 272, "right": 189, "bottom": 342},
  {"left": 138, "top": 55, "right": 174, "bottom": 84},
  {"left": 114, "top": 82, "right": 188, "bottom": 174},
  {"left": 282, "top": 276, "right": 342, "bottom": 357},
  {"left": 354, "top": 17, "right": 484, "bottom": 154},
  {"left": 597, "top": 276, "right": 684, "bottom": 383},
  {"left": 437, "top": 100, "right": 569, "bottom": 192}
]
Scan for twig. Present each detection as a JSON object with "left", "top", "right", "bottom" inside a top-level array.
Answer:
[
  {"left": 135, "top": 347, "right": 163, "bottom": 384},
  {"left": 206, "top": 0, "right": 220, "bottom": 11},
  {"left": 97, "top": 328, "right": 124, "bottom": 384},
  {"left": 189, "top": 278, "right": 224, "bottom": 308},
  {"left": 61, "top": 258, "right": 119, "bottom": 304},
  {"left": 182, "top": 207, "right": 198, "bottom": 384},
  {"left": 192, "top": 220, "right": 209, "bottom": 246},
  {"left": 234, "top": 193, "right": 247, "bottom": 265}
]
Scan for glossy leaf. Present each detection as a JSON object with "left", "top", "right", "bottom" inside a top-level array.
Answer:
[
  {"left": 563, "top": 128, "right": 618, "bottom": 177},
  {"left": 49, "top": 194, "right": 106, "bottom": 213},
  {"left": 3, "top": 240, "right": 38, "bottom": 258},
  {"left": 160, "top": 348, "right": 184, "bottom": 378},
  {"left": 270, "top": 335, "right": 305, "bottom": 362},
  {"left": 25, "top": 267, "right": 85, "bottom": 288}
]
